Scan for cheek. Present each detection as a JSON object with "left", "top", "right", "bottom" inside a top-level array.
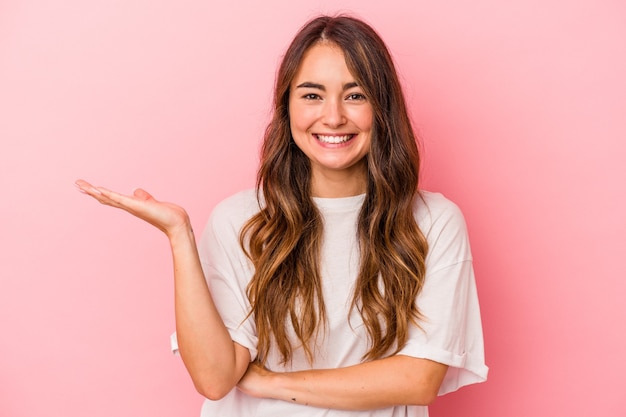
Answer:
[
  {"left": 289, "top": 106, "right": 315, "bottom": 134},
  {"left": 348, "top": 107, "right": 374, "bottom": 131},
  {"left": 364, "top": 108, "right": 374, "bottom": 130},
  {"left": 288, "top": 112, "right": 301, "bottom": 138},
  {"left": 289, "top": 115, "right": 304, "bottom": 136}
]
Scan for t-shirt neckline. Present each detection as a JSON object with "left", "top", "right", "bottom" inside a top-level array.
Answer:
[{"left": 312, "top": 193, "right": 366, "bottom": 210}]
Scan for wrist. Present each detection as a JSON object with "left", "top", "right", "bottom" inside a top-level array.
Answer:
[
  {"left": 166, "top": 221, "right": 195, "bottom": 245},
  {"left": 271, "top": 372, "right": 300, "bottom": 404}
]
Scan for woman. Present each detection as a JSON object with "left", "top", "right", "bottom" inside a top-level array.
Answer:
[{"left": 76, "top": 15, "right": 487, "bottom": 417}]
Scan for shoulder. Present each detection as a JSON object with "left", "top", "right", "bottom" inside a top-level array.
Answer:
[
  {"left": 210, "top": 189, "right": 261, "bottom": 224},
  {"left": 198, "top": 189, "right": 260, "bottom": 261},
  {"left": 202, "top": 189, "right": 262, "bottom": 241},
  {"left": 414, "top": 191, "right": 466, "bottom": 232},
  {"left": 415, "top": 190, "right": 472, "bottom": 267}
]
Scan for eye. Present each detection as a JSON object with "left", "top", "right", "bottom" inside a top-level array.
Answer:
[
  {"left": 346, "top": 93, "right": 366, "bottom": 101},
  {"left": 302, "top": 93, "right": 321, "bottom": 100}
]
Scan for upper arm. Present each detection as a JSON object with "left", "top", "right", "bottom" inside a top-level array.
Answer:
[{"left": 402, "top": 194, "right": 488, "bottom": 393}]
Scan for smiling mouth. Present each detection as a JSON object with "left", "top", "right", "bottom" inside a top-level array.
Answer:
[{"left": 315, "top": 134, "right": 354, "bottom": 144}]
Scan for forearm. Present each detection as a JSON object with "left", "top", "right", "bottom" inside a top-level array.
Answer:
[
  {"left": 74, "top": 181, "right": 249, "bottom": 398},
  {"left": 170, "top": 225, "right": 249, "bottom": 399},
  {"left": 244, "top": 355, "right": 447, "bottom": 410}
]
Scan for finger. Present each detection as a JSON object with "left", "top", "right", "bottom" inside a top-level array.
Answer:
[
  {"left": 75, "top": 179, "right": 101, "bottom": 195},
  {"left": 132, "top": 188, "right": 154, "bottom": 201},
  {"left": 75, "top": 180, "right": 136, "bottom": 211},
  {"left": 97, "top": 187, "right": 146, "bottom": 211},
  {"left": 75, "top": 180, "right": 105, "bottom": 202}
]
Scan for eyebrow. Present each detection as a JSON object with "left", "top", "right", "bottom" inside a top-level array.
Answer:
[{"left": 295, "top": 81, "right": 360, "bottom": 91}]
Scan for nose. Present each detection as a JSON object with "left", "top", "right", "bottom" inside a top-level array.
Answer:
[{"left": 321, "top": 98, "right": 346, "bottom": 128}]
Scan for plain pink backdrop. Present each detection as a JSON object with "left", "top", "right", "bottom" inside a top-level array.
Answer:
[{"left": 1, "top": 0, "right": 625, "bottom": 416}]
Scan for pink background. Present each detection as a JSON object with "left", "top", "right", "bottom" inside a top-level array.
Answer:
[{"left": 1, "top": 0, "right": 625, "bottom": 416}]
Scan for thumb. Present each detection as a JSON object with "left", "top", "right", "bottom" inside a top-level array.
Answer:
[{"left": 132, "top": 188, "right": 154, "bottom": 201}]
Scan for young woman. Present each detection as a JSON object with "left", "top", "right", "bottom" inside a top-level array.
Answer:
[{"left": 76, "top": 15, "right": 487, "bottom": 417}]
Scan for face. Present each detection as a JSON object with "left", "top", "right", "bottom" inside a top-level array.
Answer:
[{"left": 289, "top": 42, "right": 373, "bottom": 197}]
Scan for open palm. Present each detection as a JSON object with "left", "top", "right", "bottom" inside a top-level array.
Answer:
[{"left": 75, "top": 179, "right": 190, "bottom": 238}]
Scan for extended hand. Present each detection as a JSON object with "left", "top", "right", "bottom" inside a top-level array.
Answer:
[{"left": 75, "top": 179, "right": 191, "bottom": 238}]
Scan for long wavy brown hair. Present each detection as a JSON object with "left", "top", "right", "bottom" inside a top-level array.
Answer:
[{"left": 240, "top": 15, "right": 428, "bottom": 365}]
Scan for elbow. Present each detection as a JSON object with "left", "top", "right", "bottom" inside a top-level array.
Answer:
[
  {"left": 404, "top": 359, "right": 447, "bottom": 406},
  {"left": 406, "top": 386, "right": 438, "bottom": 407},
  {"left": 187, "top": 367, "right": 237, "bottom": 401},
  {"left": 179, "top": 348, "right": 246, "bottom": 401},
  {"left": 418, "top": 388, "right": 439, "bottom": 406},
  {"left": 193, "top": 380, "right": 234, "bottom": 401},
  {"left": 408, "top": 377, "right": 443, "bottom": 406}
]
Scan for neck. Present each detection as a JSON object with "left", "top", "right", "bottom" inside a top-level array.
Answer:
[{"left": 310, "top": 169, "right": 367, "bottom": 198}]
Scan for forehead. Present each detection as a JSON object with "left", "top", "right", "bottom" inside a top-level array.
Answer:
[{"left": 292, "top": 42, "right": 355, "bottom": 84}]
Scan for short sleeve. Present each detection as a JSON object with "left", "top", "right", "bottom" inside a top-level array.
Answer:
[
  {"left": 397, "top": 193, "right": 488, "bottom": 394},
  {"left": 170, "top": 332, "right": 179, "bottom": 355},
  {"left": 197, "top": 192, "right": 261, "bottom": 360}
]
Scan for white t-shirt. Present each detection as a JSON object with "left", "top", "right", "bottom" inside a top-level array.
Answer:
[{"left": 174, "top": 189, "right": 488, "bottom": 417}]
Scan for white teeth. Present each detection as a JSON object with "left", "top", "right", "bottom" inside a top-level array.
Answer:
[{"left": 316, "top": 134, "right": 352, "bottom": 144}]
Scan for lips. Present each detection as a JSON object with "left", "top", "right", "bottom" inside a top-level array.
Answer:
[{"left": 315, "top": 134, "right": 354, "bottom": 144}]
